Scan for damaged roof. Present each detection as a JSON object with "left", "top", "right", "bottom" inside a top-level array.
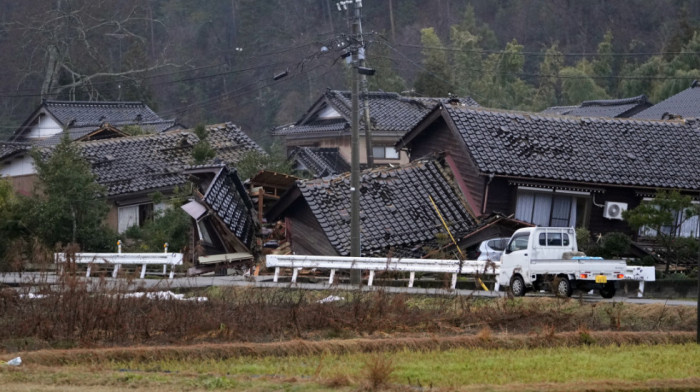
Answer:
[
  {"left": 541, "top": 95, "right": 651, "bottom": 118},
  {"left": 0, "top": 141, "right": 32, "bottom": 161},
  {"left": 79, "top": 122, "right": 263, "bottom": 197},
  {"left": 273, "top": 90, "right": 478, "bottom": 138},
  {"left": 633, "top": 80, "right": 700, "bottom": 120},
  {"left": 273, "top": 159, "right": 478, "bottom": 257},
  {"left": 403, "top": 105, "right": 700, "bottom": 190},
  {"left": 289, "top": 146, "right": 350, "bottom": 177},
  {"left": 187, "top": 165, "right": 257, "bottom": 250}
]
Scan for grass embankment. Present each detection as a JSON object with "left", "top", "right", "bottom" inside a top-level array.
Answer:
[{"left": 1, "top": 342, "right": 698, "bottom": 391}]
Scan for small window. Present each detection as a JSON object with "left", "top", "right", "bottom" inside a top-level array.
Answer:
[
  {"left": 538, "top": 232, "right": 570, "bottom": 246},
  {"left": 372, "top": 146, "right": 400, "bottom": 160}
]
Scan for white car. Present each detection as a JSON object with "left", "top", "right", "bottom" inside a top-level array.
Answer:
[{"left": 476, "top": 237, "right": 509, "bottom": 261}]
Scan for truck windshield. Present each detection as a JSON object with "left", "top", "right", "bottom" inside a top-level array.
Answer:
[{"left": 508, "top": 233, "right": 530, "bottom": 252}]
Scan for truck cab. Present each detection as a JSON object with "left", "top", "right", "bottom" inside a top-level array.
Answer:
[{"left": 498, "top": 227, "right": 625, "bottom": 298}]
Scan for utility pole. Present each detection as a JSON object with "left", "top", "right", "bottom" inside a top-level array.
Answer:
[
  {"left": 349, "top": 0, "right": 362, "bottom": 284},
  {"left": 356, "top": 5, "right": 374, "bottom": 169}
]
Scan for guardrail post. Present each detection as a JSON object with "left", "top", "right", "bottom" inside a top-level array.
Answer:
[
  {"left": 86, "top": 265, "right": 91, "bottom": 277},
  {"left": 328, "top": 269, "right": 336, "bottom": 285},
  {"left": 408, "top": 271, "right": 415, "bottom": 288},
  {"left": 140, "top": 264, "right": 147, "bottom": 279},
  {"left": 291, "top": 268, "right": 299, "bottom": 283},
  {"left": 169, "top": 265, "right": 175, "bottom": 279},
  {"left": 112, "top": 264, "right": 120, "bottom": 278},
  {"left": 450, "top": 273, "right": 457, "bottom": 289},
  {"left": 273, "top": 267, "right": 280, "bottom": 282},
  {"left": 638, "top": 281, "right": 645, "bottom": 297},
  {"left": 368, "top": 270, "right": 375, "bottom": 286}
]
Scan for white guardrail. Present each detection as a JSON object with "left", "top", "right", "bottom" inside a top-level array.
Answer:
[
  {"left": 265, "top": 254, "right": 499, "bottom": 289},
  {"left": 55, "top": 242, "right": 183, "bottom": 279},
  {"left": 266, "top": 255, "right": 657, "bottom": 296}
]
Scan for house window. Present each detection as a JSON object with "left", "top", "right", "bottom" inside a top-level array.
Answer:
[
  {"left": 515, "top": 188, "right": 588, "bottom": 227},
  {"left": 372, "top": 146, "right": 400, "bottom": 160},
  {"left": 118, "top": 202, "right": 162, "bottom": 233},
  {"left": 638, "top": 201, "right": 700, "bottom": 239}
]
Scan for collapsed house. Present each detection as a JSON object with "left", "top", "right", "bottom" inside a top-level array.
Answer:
[
  {"left": 182, "top": 165, "right": 259, "bottom": 275},
  {"left": 265, "top": 158, "right": 480, "bottom": 258}
]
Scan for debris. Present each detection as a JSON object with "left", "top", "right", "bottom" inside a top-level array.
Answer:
[
  {"left": 6, "top": 357, "right": 21, "bottom": 366},
  {"left": 122, "top": 291, "right": 208, "bottom": 302},
  {"left": 318, "top": 295, "right": 344, "bottom": 303}
]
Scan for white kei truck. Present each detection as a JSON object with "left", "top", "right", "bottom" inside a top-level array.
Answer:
[{"left": 497, "top": 227, "right": 627, "bottom": 298}]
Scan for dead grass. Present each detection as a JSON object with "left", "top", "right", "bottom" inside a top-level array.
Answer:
[
  {"left": 8, "top": 331, "right": 694, "bottom": 366},
  {"left": 0, "top": 270, "right": 696, "bottom": 352}
]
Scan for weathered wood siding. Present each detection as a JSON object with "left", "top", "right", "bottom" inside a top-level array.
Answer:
[
  {"left": 287, "top": 200, "right": 339, "bottom": 256},
  {"left": 483, "top": 178, "right": 512, "bottom": 215},
  {"left": 407, "top": 118, "right": 485, "bottom": 214}
]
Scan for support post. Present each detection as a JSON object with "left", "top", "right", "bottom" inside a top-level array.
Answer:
[
  {"left": 291, "top": 268, "right": 299, "bottom": 283},
  {"left": 140, "top": 264, "right": 147, "bottom": 279},
  {"left": 368, "top": 270, "right": 375, "bottom": 286},
  {"left": 408, "top": 271, "right": 415, "bottom": 288},
  {"left": 450, "top": 273, "right": 457, "bottom": 289},
  {"left": 328, "top": 269, "right": 336, "bottom": 285},
  {"left": 273, "top": 267, "right": 280, "bottom": 283}
]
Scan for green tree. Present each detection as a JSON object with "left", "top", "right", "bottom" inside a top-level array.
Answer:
[
  {"left": 192, "top": 124, "right": 216, "bottom": 164},
  {"left": 235, "top": 141, "right": 292, "bottom": 180},
  {"left": 414, "top": 28, "right": 453, "bottom": 96},
  {"left": 592, "top": 30, "right": 615, "bottom": 93},
  {"left": 623, "top": 190, "right": 700, "bottom": 274},
  {"left": 450, "top": 18, "right": 482, "bottom": 97},
  {"left": 532, "top": 44, "right": 564, "bottom": 109},
  {"left": 559, "top": 60, "right": 609, "bottom": 105},
  {"left": 29, "top": 132, "right": 114, "bottom": 250}
]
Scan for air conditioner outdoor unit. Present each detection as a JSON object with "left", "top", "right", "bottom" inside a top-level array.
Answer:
[{"left": 603, "top": 201, "right": 628, "bottom": 220}]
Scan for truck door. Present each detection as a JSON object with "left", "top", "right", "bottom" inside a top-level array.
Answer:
[{"left": 502, "top": 232, "right": 531, "bottom": 282}]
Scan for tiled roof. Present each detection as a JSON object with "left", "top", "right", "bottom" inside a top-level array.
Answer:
[
  {"left": 295, "top": 159, "right": 478, "bottom": 257},
  {"left": 289, "top": 147, "right": 350, "bottom": 177},
  {"left": 11, "top": 100, "right": 179, "bottom": 144},
  {"left": 273, "top": 90, "right": 477, "bottom": 138},
  {"left": 44, "top": 100, "right": 165, "bottom": 127},
  {"left": 80, "top": 132, "right": 196, "bottom": 197},
  {"left": 541, "top": 95, "right": 651, "bottom": 118},
  {"left": 0, "top": 142, "right": 32, "bottom": 160},
  {"left": 205, "top": 122, "right": 265, "bottom": 164},
  {"left": 199, "top": 166, "right": 256, "bottom": 250},
  {"left": 443, "top": 105, "right": 700, "bottom": 190},
  {"left": 78, "top": 123, "right": 262, "bottom": 197},
  {"left": 633, "top": 80, "right": 700, "bottom": 120}
]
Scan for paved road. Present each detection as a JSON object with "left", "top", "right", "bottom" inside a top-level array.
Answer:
[{"left": 1, "top": 272, "right": 695, "bottom": 307}]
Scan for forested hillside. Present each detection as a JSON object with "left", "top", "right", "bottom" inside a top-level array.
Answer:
[{"left": 0, "top": 0, "right": 698, "bottom": 147}]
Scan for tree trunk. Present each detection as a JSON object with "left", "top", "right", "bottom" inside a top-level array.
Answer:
[
  {"left": 388, "top": 0, "right": 395, "bottom": 41},
  {"left": 41, "top": 45, "right": 61, "bottom": 98}
]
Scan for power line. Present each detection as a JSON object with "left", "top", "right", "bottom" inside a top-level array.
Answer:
[
  {"left": 393, "top": 42, "right": 700, "bottom": 57},
  {"left": 0, "top": 41, "right": 322, "bottom": 98}
]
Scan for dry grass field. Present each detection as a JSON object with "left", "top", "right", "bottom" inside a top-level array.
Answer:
[{"left": 1, "top": 275, "right": 698, "bottom": 391}]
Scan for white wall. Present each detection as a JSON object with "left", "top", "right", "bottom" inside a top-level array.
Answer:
[
  {"left": 26, "top": 113, "right": 62, "bottom": 139},
  {"left": 1, "top": 155, "right": 36, "bottom": 176}
]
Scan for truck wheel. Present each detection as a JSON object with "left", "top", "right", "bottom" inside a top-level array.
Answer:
[
  {"left": 509, "top": 275, "right": 526, "bottom": 297},
  {"left": 600, "top": 283, "right": 616, "bottom": 299},
  {"left": 555, "top": 277, "right": 572, "bottom": 297}
]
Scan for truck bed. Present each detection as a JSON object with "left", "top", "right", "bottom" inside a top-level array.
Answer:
[{"left": 529, "top": 258, "right": 627, "bottom": 278}]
